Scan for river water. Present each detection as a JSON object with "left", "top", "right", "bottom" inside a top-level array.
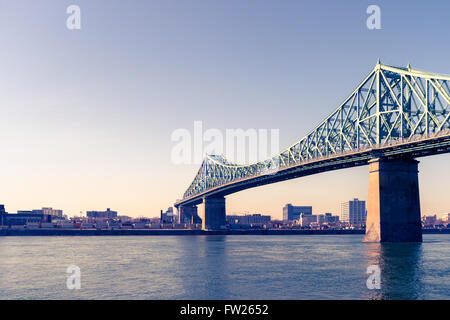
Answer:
[{"left": 0, "top": 234, "right": 448, "bottom": 299}]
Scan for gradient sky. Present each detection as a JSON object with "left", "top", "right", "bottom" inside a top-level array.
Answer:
[{"left": 0, "top": 0, "right": 449, "bottom": 219}]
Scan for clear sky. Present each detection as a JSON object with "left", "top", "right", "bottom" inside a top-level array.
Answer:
[{"left": 0, "top": 0, "right": 449, "bottom": 219}]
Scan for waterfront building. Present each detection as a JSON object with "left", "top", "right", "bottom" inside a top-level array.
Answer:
[
  {"left": 86, "top": 208, "right": 118, "bottom": 220},
  {"left": 317, "top": 213, "right": 340, "bottom": 225},
  {"left": 1, "top": 204, "right": 53, "bottom": 226},
  {"left": 299, "top": 213, "right": 317, "bottom": 227},
  {"left": 422, "top": 215, "right": 437, "bottom": 227},
  {"left": 40, "top": 207, "right": 63, "bottom": 217},
  {"left": 161, "top": 207, "right": 175, "bottom": 223},
  {"left": 341, "top": 198, "right": 366, "bottom": 226},
  {"left": 226, "top": 214, "right": 271, "bottom": 225},
  {"left": 17, "top": 207, "right": 63, "bottom": 218},
  {"left": 0, "top": 204, "right": 6, "bottom": 225},
  {"left": 118, "top": 215, "right": 132, "bottom": 222},
  {"left": 283, "top": 204, "right": 312, "bottom": 221},
  {"left": 6, "top": 213, "right": 51, "bottom": 225}
]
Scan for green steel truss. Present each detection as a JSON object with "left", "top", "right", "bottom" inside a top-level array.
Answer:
[{"left": 183, "top": 63, "right": 450, "bottom": 199}]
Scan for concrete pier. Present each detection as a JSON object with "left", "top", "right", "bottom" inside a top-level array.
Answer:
[
  {"left": 199, "top": 196, "right": 226, "bottom": 230},
  {"left": 178, "top": 205, "right": 199, "bottom": 224},
  {"left": 364, "top": 158, "right": 422, "bottom": 242}
]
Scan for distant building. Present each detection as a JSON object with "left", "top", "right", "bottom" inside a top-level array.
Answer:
[
  {"left": 17, "top": 207, "right": 63, "bottom": 218},
  {"left": 0, "top": 204, "right": 6, "bottom": 225},
  {"left": 0, "top": 205, "right": 51, "bottom": 226},
  {"left": 317, "top": 213, "right": 340, "bottom": 225},
  {"left": 161, "top": 207, "right": 175, "bottom": 223},
  {"left": 283, "top": 204, "right": 312, "bottom": 221},
  {"left": 341, "top": 198, "right": 366, "bottom": 225},
  {"left": 299, "top": 214, "right": 317, "bottom": 226},
  {"left": 422, "top": 215, "right": 437, "bottom": 227},
  {"left": 86, "top": 208, "right": 118, "bottom": 220},
  {"left": 5, "top": 213, "right": 51, "bottom": 225},
  {"left": 227, "top": 214, "right": 271, "bottom": 225},
  {"left": 41, "top": 207, "right": 63, "bottom": 217}
]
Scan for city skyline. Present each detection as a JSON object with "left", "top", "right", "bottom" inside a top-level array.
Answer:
[
  {"left": 1, "top": 1, "right": 449, "bottom": 220},
  {"left": 0, "top": 197, "right": 447, "bottom": 221}
]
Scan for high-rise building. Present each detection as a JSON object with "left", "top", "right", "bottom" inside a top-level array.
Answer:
[
  {"left": 341, "top": 198, "right": 366, "bottom": 225},
  {"left": 283, "top": 204, "right": 312, "bottom": 221}
]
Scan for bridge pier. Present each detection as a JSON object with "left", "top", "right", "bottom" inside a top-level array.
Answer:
[
  {"left": 177, "top": 205, "right": 200, "bottom": 224},
  {"left": 199, "top": 196, "right": 226, "bottom": 230},
  {"left": 364, "top": 158, "right": 422, "bottom": 242}
]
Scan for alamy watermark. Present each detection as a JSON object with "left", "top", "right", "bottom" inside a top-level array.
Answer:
[
  {"left": 66, "top": 5, "right": 81, "bottom": 30},
  {"left": 366, "top": 5, "right": 381, "bottom": 30},
  {"left": 366, "top": 264, "right": 381, "bottom": 290},
  {"left": 66, "top": 265, "right": 81, "bottom": 290},
  {"left": 171, "top": 121, "right": 280, "bottom": 167}
]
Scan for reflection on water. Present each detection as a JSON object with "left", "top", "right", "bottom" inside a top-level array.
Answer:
[
  {"left": 0, "top": 235, "right": 448, "bottom": 299},
  {"left": 364, "top": 242, "right": 424, "bottom": 300},
  {"left": 176, "top": 236, "right": 230, "bottom": 299}
]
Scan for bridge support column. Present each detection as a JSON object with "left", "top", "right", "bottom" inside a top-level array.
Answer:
[
  {"left": 199, "top": 196, "right": 226, "bottom": 230},
  {"left": 177, "top": 205, "right": 199, "bottom": 224},
  {"left": 364, "top": 158, "right": 422, "bottom": 242}
]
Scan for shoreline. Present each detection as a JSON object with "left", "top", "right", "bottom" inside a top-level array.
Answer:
[{"left": 0, "top": 228, "right": 448, "bottom": 236}]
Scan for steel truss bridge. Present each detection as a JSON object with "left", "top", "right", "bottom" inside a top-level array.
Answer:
[{"left": 175, "top": 63, "right": 450, "bottom": 211}]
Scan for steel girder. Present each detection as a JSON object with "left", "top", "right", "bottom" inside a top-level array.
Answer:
[{"left": 182, "top": 63, "right": 450, "bottom": 199}]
